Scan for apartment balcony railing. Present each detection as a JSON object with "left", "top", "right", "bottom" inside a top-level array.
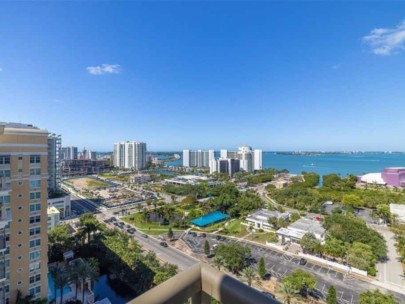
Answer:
[
  {"left": 0, "top": 237, "right": 5, "bottom": 253},
  {"left": 0, "top": 261, "right": 5, "bottom": 283},
  {"left": 129, "top": 263, "right": 280, "bottom": 304}
]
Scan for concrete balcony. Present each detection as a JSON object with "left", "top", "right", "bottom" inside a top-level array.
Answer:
[
  {"left": 0, "top": 237, "right": 6, "bottom": 253},
  {"left": 129, "top": 263, "right": 280, "bottom": 304},
  {"left": 0, "top": 210, "right": 11, "bottom": 230}
]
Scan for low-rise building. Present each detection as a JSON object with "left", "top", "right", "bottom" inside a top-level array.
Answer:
[
  {"left": 165, "top": 175, "right": 216, "bottom": 186},
  {"left": 130, "top": 173, "right": 151, "bottom": 184},
  {"left": 390, "top": 204, "right": 405, "bottom": 223},
  {"left": 48, "top": 191, "right": 71, "bottom": 218},
  {"left": 276, "top": 218, "right": 326, "bottom": 244},
  {"left": 246, "top": 209, "right": 290, "bottom": 231},
  {"left": 358, "top": 167, "right": 405, "bottom": 188},
  {"left": 47, "top": 206, "right": 60, "bottom": 231}
]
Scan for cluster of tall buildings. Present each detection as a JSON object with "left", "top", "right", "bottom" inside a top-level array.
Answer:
[
  {"left": 61, "top": 146, "right": 96, "bottom": 160},
  {"left": 182, "top": 145, "right": 262, "bottom": 176},
  {"left": 113, "top": 141, "right": 147, "bottom": 170}
]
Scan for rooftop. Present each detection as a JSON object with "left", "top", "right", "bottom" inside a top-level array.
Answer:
[
  {"left": 247, "top": 209, "right": 289, "bottom": 221},
  {"left": 0, "top": 122, "right": 40, "bottom": 129}
]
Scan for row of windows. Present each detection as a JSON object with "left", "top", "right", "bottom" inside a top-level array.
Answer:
[
  {"left": 0, "top": 156, "right": 10, "bottom": 165},
  {"left": 0, "top": 155, "right": 41, "bottom": 165},
  {"left": 29, "top": 203, "right": 41, "bottom": 212},
  {"left": 29, "top": 215, "right": 41, "bottom": 224},
  {"left": 29, "top": 227, "right": 41, "bottom": 236}
]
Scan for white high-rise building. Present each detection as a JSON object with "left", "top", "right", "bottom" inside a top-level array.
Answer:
[
  {"left": 182, "top": 149, "right": 211, "bottom": 168},
  {"left": 238, "top": 145, "right": 254, "bottom": 172},
  {"left": 220, "top": 149, "right": 228, "bottom": 159},
  {"left": 61, "top": 146, "right": 78, "bottom": 160},
  {"left": 183, "top": 149, "right": 190, "bottom": 167},
  {"left": 113, "top": 141, "right": 147, "bottom": 170},
  {"left": 254, "top": 149, "right": 263, "bottom": 171}
]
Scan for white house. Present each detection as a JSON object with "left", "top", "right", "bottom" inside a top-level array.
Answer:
[
  {"left": 276, "top": 218, "right": 326, "bottom": 244},
  {"left": 47, "top": 206, "right": 60, "bottom": 231},
  {"left": 48, "top": 193, "right": 71, "bottom": 218},
  {"left": 246, "top": 209, "right": 290, "bottom": 231}
]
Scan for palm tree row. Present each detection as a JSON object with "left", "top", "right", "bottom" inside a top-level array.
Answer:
[{"left": 49, "top": 258, "right": 98, "bottom": 304}]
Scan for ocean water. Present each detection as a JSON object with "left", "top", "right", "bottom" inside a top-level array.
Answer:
[{"left": 163, "top": 152, "right": 405, "bottom": 177}]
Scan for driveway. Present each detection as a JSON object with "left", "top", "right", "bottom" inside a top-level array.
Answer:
[{"left": 372, "top": 225, "right": 405, "bottom": 287}]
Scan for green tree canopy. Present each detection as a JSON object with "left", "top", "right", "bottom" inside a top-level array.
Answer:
[
  {"left": 326, "top": 285, "right": 337, "bottom": 304},
  {"left": 359, "top": 289, "right": 399, "bottom": 304},
  {"left": 300, "top": 233, "right": 320, "bottom": 253},
  {"left": 348, "top": 242, "right": 375, "bottom": 270},
  {"left": 282, "top": 269, "right": 317, "bottom": 295},
  {"left": 258, "top": 257, "right": 266, "bottom": 278},
  {"left": 214, "top": 243, "right": 251, "bottom": 273}
]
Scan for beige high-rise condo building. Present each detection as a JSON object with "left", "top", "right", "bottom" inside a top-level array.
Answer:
[{"left": 0, "top": 123, "right": 49, "bottom": 303}]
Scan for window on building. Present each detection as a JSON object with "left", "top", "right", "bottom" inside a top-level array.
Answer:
[
  {"left": 0, "top": 195, "right": 10, "bottom": 204},
  {"left": 29, "top": 168, "right": 41, "bottom": 176},
  {"left": 0, "top": 170, "right": 10, "bottom": 178},
  {"left": 29, "top": 251, "right": 40, "bottom": 261},
  {"left": 29, "top": 286, "right": 41, "bottom": 296},
  {"left": 29, "top": 203, "right": 41, "bottom": 212},
  {"left": 29, "top": 239, "right": 40, "bottom": 248},
  {"left": 0, "top": 156, "right": 10, "bottom": 165},
  {"left": 29, "top": 156, "right": 40, "bottom": 164},
  {"left": 29, "top": 262, "right": 40, "bottom": 272},
  {"left": 29, "top": 192, "right": 41, "bottom": 201},
  {"left": 29, "top": 215, "right": 40, "bottom": 224},
  {"left": 29, "top": 180, "right": 41, "bottom": 189},
  {"left": 29, "top": 274, "right": 41, "bottom": 284},
  {"left": 29, "top": 227, "right": 40, "bottom": 236}
]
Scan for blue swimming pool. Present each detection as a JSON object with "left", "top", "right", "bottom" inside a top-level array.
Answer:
[
  {"left": 191, "top": 211, "right": 229, "bottom": 227},
  {"left": 48, "top": 273, "right": 73, "bottom": 301}
]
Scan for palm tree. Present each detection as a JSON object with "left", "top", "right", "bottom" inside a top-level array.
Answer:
[
  {"left": 68, "top": 258, "right": 99, "bottom": 304},
  {"left": 49, "top": 263, "right": 70, "bottom": 304},
  {"left": 242, "top": 267, "right": 256, "bottom": 287},
  {"left": 49, "top": 263, "right": 63, "bottom": 303},
  {"left": 68, "top": 259, "right": 82, "bottom": 300},
  {"left": 281, "top": 281, "right": 298, "bottom": 304}
]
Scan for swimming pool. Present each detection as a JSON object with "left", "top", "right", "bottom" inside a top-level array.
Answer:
[
  {"left": 48, "top": 273, "right": 73, "bottom": 301},
  {"left": 191, "top": 211, "right": 229, "bottom": 227}
]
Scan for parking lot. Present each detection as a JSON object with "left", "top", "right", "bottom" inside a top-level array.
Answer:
[{"left": 181, "top": 233, "right": 405, "bottom": 304}]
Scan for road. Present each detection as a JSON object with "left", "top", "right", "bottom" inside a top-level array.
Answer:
[
  {"left": 69, "top": 193, "right": 198, "bottom": 270},
  {"left": 372, "top": 225, "right": 405, "bottom": 287},
  {"left": 182, "top": 233, "right": 405, "bottom": 304}
]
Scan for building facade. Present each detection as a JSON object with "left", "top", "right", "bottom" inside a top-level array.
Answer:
[
  {"left": 0, "top": 123, "right": 48, "bottom": 302},
  {"left": 61, "top": 146, "right": 78, "bottom": 160},
  {"left": 61, "top": 159, "right": 112, "bottom": 177},
  {"left": 47, "top": 134, "right": 61, "bottom": 192},
  {"left": 113, "top": 141, "right": 147, "bottom": 170},
  {"left": 182, "top": 150, "right": 215, "bottom": 168}
]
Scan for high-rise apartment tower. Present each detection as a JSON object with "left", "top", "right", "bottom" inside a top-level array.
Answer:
[{"left": 0, "top": 123, "right": 49, "bottom": 303}]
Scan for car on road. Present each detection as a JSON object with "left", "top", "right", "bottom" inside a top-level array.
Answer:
[
  {"left": 110, "top": 217, "right": 117, "bottom": 221},
  {"left": 299, "top": 258, "right": 307, "bottom": 265},
  {"left": 142, "top": 234, "right": 148, "bottom": 238},
  {"left": 160, "top": 242, "right": 168, "bottom": 247},
  {"left": 127, "top": 228, "right": 135, "bottom": 234}
]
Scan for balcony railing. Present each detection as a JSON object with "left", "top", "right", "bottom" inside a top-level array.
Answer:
[{"left": 129, "top": 263, "right": 280, "bottom": 304}]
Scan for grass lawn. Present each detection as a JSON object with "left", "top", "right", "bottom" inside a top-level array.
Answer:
[
  {"left": 122, "top": 213, "right": 186, "bottom": 235},
  {"left": 103, "top": 175, "right": 129, "bottom": 182},
  {"left": 86, "top": 179, "right": 110, "bottom": 189},
  {"left": 250, "top": 232, "right": 275, "bottom": 244},
  {"left": 226, "top": 219, "right": 241, "bottom": 233}
]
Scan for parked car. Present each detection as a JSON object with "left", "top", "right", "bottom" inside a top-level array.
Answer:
[
  {"left": 215, "top": 235, "right": 224, "bottom": 241},
  {"left": 190, "top": 232, "right": 197, "bottom": 237},
  {"left": 299, "top": 258, "right": 307, "bottom": 265},
  {"left": 110, "top": 217, "right": 117, "bottom": 221},
  {"left": 160, "top": 242, "right": 168, "bottom": 247},
  {"left": 142, "top": 234, "right": 148, "bottom": 238}
]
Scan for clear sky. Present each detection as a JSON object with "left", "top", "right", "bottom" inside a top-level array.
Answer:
[{"left": 1, "top": 2, "right": 405, "bottom": 152}]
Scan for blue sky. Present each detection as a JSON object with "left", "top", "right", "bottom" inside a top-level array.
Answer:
[{"left": 1, "top": 2, "right": 405, "bottom": 151}]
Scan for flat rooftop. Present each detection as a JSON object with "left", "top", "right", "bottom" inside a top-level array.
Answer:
[
  {"left": 0, "top": 122, "right": 40, "bottom": 129},
  {"left": 247, "top": 209, "right": 288, "bottom": 221}
]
